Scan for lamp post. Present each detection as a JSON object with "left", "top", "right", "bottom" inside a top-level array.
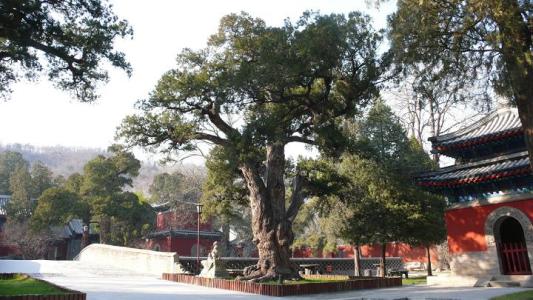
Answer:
[{"left": 196, "top": 203, "right": 203, "bottom": 274}]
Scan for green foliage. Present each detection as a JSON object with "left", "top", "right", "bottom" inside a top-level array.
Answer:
[
  {"left": 107, "top": 191, "right": 154, "bottom": 246},
  {"left": 389, "top": 0, "right": 532, "bottom": 108},
  {"left": 0, "top": 275, "right": 66, "bottom": 296},
  {"left": 118, "top": 12, "right": 389, "bottom": 266},
  {"left": 336, "top": 153, "right": 413, "bottom": 245},
  {"left": 292, "top": 197, "right": 339, "bottom": 256},
  {"left": 6, "top": 165, "right": 34, "bottom": 221},
  {"left": 0, "top": 152, "right": 55, "bottom": 222},
  {"left": 402, "top": 276, "right": 427, "bottom": 286},
  {"left": 31, "top": 188, "right": 85, "bottom": 229},
  {"left": 313, "top": 102, "right": 445, "bottom": 249},
  {"left": 0, "top": 0, "right": 133, "bottom": 101},
  {"left": 64, "top": 173, "right": 84, "bottom": 194},
  {"left": 200, "top": 146, "right": 253, "bottom": 253},
  {"left": 117, "top": 11, "right": 386, "bottom": 158},
  {"left": 149, "top": 172, "right": 186, "bottom": 204},
  {"left": 71, "top": 145, "right": 147, "bottom": 244},
  {"left": 26, "top": 146, "right": 152, "bottom": 246},
  {"left": 0, "top": 151, "right": 28, "bottom": 194},
  {"left": 202, "top": 146, "right": 248, "bottom": 214},
  {"left": 30, "top": 161, "right": 53, "bottom": 198},
  {"left": 491, "top": 290, "right": 533, "bottom": 300}
]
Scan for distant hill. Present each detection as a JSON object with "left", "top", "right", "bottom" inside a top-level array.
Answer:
[
  {"left": 0, "top": 144, "right": 105, "bottom": 176},
  {"left": 0, "top": 144, "right": 204, "bottom": 195}
]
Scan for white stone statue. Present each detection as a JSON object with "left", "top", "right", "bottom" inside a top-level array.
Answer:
[{"left": 198, "top": 241, "right": 229, "bottom": 278}]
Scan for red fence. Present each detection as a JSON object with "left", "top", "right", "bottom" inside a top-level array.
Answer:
[
  {"left": 498, "top": 242, "right": 532, "bottom": 275},
  {"left": 162, "top": 273, "right": 401, "bottom": 297}
]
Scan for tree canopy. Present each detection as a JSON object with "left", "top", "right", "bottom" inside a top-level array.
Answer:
[
  {"left": 306, "top": 102, "right": 445, "bottom": 276},
  {"left": 0, "top": 0, "right": 132, "bottom": 101},
  {"left": 0, "top": 152, "right": 55, "bottom": 221},
  {"left": 118, "top": 11, "right": 388, "bottom": 281},
  {"left": 0, "top": 151, "right": 29, "bottom": 194},
  {"left": 29, "top": 146, "right": 153, "bottom": 246}
]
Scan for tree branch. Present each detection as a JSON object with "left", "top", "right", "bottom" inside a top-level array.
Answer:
[
  {"left": 287, "top": 135, "right": 316, "bottom": 145},
  {"left": 206, "top": 108, "right": 240, "bottom": 137},
  {"left": 23, "top": 38, "right": 82, "bottom": 65},
  {"left": 286, "top": 174, "right": 305, "bottom": 223},
  {"left": 194, "top": 132, "right": 230, "bottom": 146}
]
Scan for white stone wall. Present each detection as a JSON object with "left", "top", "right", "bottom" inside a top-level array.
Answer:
[
  {"left": 76, "top": 244, "right": 179, "bottom": 276},
  {"left": 450, "top": 249, "right": 499, "bottom": 276}
]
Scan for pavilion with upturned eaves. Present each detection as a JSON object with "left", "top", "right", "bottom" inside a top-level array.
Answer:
[{"left": 415, "top": 107, "right": 533, "bottom": 286}]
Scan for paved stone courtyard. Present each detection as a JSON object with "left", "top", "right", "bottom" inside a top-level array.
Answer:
[{"left": 0, "top": 260, "right": 527, "bottom": 300}]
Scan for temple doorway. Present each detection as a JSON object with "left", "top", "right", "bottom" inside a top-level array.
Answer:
[{"left": 496, "top": 217, "right": 532, "bottom": 275}]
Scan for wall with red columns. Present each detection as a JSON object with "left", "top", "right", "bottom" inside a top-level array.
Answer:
[{"left": 445, "top": 199, "right": 533, "bottom": 254}]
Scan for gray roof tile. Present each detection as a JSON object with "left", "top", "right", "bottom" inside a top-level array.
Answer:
[
  {"left": 416, "top": 151, "right": 530, "bottom": 183},
  {"left": 430, "top": 107, "right": 521, "bottom": 147}
]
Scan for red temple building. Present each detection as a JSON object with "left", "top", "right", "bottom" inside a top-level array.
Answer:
[
  {"left": 415, "top": 107, "right": 532, "bottom": 286},
  {"left": 146, "top": 206, "right": 222, "bottom": 256}
]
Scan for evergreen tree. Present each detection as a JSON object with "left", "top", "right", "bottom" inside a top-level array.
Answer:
[
  {"left": 118, "top": 11, "right": 386, "bottom": 281},
  {"left": 0, "top": 151, "right": 28, "bottom": 194},
  {"left": 30, "top": 161, "right": 54, "bottom": 198},
  {"left": 31, "top": 188, "right": 85, "bottom": 229},
  {"left": 29, "top": 146, "right": 152, "bottom": 247},
  {"left": 6, "top": 165, "right": 34, "bottom": 221},
  {"left": 317, "top": 102, "right": 445, "bottom": 277}
]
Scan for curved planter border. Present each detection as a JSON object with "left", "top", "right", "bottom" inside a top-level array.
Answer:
[
  {"left": 162, "top": 273, "right": 401, "bottom": 297},
  {"left": 0, "top": 273, "right": 86, "bottom": 300}
]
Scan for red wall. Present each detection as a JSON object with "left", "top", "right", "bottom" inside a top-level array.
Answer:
[
  {"left": 293, "top": 243, "right": 439, "bottom": 263},
  {"left": 445, "top": 199, "right": 533, "bottom": 254},
  {"left": 148, "top": 211, "right": 219, "bottom": 256},
  {"left": 339, "top": 244, "right": 439, "bottom": 263}
]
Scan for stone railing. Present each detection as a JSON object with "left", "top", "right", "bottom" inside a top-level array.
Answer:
[
  {"left": 75, "top": 244, "right": 182, "bottom": 276},
  {"left": 178, "top": 256, "right": 403, "bottom": 275},
  {"left": 74, "top": 244, "right": 403, "bottom": 276}
]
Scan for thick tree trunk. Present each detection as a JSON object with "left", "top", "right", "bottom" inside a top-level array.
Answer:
[
  {"left": 238, "top": 143, "right": 301, "bottom": 281},
  {"left": 426, "top": 245, "right": 433, "bottom": 276},
  {"left": 353, "top": 244, "right": 362, "bottom": 276},
  {"left": 380, "top": 243, "right": 386, "bottom": 278}
]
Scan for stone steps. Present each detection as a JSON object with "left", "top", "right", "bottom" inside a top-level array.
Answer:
[
  {"left": 477, "top": 275, "right": 533, "bottom": 287},
  {"left": 487, "top": 280, "right": 521, "bottom": 287}
]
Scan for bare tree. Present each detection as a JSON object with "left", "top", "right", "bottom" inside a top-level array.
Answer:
[
  {"left": 3, "top": 220, "right": 53, "bottom": 259},
  {"left": 389, "top": 64, "right": 493, "bottom": 162}
]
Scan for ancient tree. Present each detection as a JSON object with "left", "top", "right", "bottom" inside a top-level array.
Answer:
[{"left": 118, "top": 12, "right": 385, "bottom": 281}]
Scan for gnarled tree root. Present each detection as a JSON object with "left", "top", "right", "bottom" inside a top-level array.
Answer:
[{"left": 236, "top": 263, "right": 302, "bottom": 282}]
